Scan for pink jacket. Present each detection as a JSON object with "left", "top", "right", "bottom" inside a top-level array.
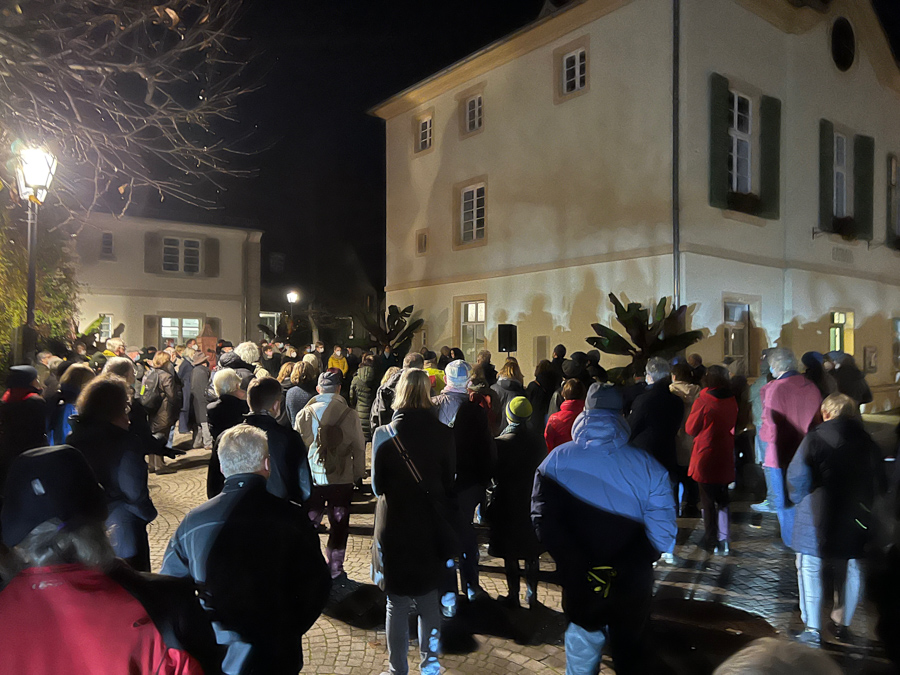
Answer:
[{"left": 759, "top": 373, "right": 822, "bottom": 469}]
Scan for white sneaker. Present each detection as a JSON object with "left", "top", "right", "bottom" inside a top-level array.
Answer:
[
  {"left": 440, "top": 592, "right": 457, "bottom": 618},
  {"left": 660, "top": 552, "right": 676, "bottom": 565}
]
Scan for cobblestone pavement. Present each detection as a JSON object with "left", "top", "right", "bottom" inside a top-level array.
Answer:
[{"left": 148, "top": 442, "right": 894, "bottom": 675}]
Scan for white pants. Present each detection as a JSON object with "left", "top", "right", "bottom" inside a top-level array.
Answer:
[{"left": 796, "top": 553, "right": 862, "bottom": 631}]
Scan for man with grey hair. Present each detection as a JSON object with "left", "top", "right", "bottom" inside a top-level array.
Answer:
[
  {"left": 106, "top": 337, "right": 127, "bottom": 357},
  {"left": 370, "top": 351, "right": 425, "bottom": 434},
  {"left": 162, "top": 424, "right": 330, "bottom": 675},
  {"left": 233, "top": 341, "right": 268, "bottom": 379},
  {"left": 759, "top": 348, "right": 822, "bottom": 547},
  {"left": 627, "top": 356, "right": 684, "bottom": 564}
]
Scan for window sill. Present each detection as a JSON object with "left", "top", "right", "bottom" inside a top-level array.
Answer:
[
  {"left": 721, "top": 209, "right": 768, "bottom": 228},
  {"left": 452, "top": 237, "right": 488, "bottom": 252}
]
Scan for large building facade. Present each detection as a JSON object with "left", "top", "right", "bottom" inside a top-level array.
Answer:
[
  {"left": 373, "top": 0, "right": 900, "bottom": 410},
  {"left": 75, "top": 214, "right": 262, "bottom": 348}
]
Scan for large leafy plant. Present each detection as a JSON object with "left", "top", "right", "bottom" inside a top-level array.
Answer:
[
  {"left": 587, "top": 293, "right": 703, "bottom": 385},
  {"left": 361, "top": 304, "right": 423, "bottom": 357}
]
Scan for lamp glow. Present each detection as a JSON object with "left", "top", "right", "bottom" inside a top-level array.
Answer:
[
  {"left": 286, "top": 291, "right": 300, "bottom": 305},
  {"left": 15, "top": 146, "right": 57, "bottom": 204}
]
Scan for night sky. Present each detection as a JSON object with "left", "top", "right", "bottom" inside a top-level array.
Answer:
[{"left": 142, "top": 0, "right": 900, "bottom": 316}]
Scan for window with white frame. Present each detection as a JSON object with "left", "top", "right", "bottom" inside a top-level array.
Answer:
[
  {"left": 562, "top": 48, "right": 587, "bottom": 94},
  {"left": 460, "top": 184, "right": 485, "bottom": 243},
  {"left": 160, "top": 317, "right": 202, "bottom": 345},
  {"left": 728, "top": 91, "right": 752, "bottom": 194},
  {"left": 417, "top": 116, "right": 433, "bottom": 152},
  {"left": 465, "top": 95, "right": 483, "bottom": 133},
  {"left": 834, "top": 133, "right": 849, "bottom": 217},
  {"left": 723, "top": 302, "right": 750, "bottom": 376},
  {"left": 99, "top": 314, "right": 113, "bottom": 341},
  {"left": 830, "top": 311, "right": 854, "bottom": 353},
  {"left": 100, "top": 232, "right": 114, "bottom": 260},
  {"left": 162, "top": 237, "right": 202, "bottom": 274},
  {"left": 460, "top": 300, "right": 486, "bottom": 363}
]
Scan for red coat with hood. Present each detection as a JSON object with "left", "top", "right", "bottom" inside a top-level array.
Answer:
[
  {"left": 686, "top": 387, "right": 738, "bottom": 485},
  {"left": 545, "top": 399, "right": 585, "bottom": 453}
]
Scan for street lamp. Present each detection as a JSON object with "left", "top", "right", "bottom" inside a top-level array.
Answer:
[
  {"left": 286, "top": 291, "right": 299, "bottom": 321},
  {"left": 14, "top": 146, "right": 57, "bottom": 334}
]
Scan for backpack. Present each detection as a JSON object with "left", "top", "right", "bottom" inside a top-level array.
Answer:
[
  {"left": 140, "top": 369, "right": 163, "bottom": 414},
  {"left": 312, "top": 406, "right": 353, "bottom": 475}
]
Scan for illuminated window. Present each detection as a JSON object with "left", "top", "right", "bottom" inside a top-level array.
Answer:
[
  {"left": 160, "top": 317, "right": 202, "bottom": 344},
  {"left": 162, "top": 238, "right": 202, "bottom": 274},
  {"left": 99, "top": 314, "right": 113, "bottom": 341},
  {"left": 723, "top": 302, "right": 750, "bottom": 375},
  {"left": 728, "top": 92, "right": 752, "bottom": 194},
  {"left": 830, "top": 311, "right": 854, "bottom": 354},
  {"left": 562, "top": 48, "right": 586, "bottom": 94},
  {"left": 461, "top": 184, "right": 485, "bottom": 243},
  {"left": 460, "top": 300, "right": 486, "bottom": 363}
]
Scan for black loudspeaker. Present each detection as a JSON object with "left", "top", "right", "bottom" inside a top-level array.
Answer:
[{"left": 498, "top": 324, "right": 517, "bottom": 353}]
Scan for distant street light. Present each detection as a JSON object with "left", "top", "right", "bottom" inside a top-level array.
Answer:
[
  {"left": 286, "top": 290, "right": 300, "bottom": 321},
  {"left": 14, "top": 145, "right": 57, "bottom": 361}
]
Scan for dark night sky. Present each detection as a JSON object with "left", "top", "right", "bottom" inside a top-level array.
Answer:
[{"left": 144, "top": 0, "right": 900, "bottom": 314}]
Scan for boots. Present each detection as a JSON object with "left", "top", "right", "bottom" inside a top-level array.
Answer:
[{"left": 328, "top": 548, "right": 346, "bottom": 580}]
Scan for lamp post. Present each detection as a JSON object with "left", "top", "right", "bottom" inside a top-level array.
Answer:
[
  {"left": 286, "top": 291, "right": 300, "bottom": 321},
  {"left": 14, "top": 146, "right": 57, "bottom": 361}
]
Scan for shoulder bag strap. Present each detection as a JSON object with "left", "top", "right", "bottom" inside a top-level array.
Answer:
[{"left": 391, "top": 432, "right": 425, "bottom": 485}]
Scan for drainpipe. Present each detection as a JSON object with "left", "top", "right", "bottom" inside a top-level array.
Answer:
[{"left": 672, "top": 0, "right": 681, "bottom": 309}]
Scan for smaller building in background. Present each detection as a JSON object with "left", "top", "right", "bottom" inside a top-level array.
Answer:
[{"left": 75, "top": 214, "right": 261, "bottom": 348}]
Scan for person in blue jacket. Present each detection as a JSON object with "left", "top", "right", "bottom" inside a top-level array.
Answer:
[{"left": 532, "top": 383, "right": 676, "bottom": 675}]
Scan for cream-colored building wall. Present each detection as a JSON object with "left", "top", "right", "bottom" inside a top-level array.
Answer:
[
  {"left": 387, "top": 255, "right": 672, "bottom": 375},
  {"left": 74, "top": 214, "right": 261, "bottom": 345},
  {"left": 385, "top": 0, "right": 673, "bottom": 291}
]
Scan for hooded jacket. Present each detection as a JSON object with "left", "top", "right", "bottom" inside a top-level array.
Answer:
[
  {"left": 532, "top": 408, "right": 675, "bottom": 630},
  {"left": 295, "top": 393, "right": 366, "bottom": 486},
  {"left": 544, "top": 399, "right": 585, "bottom": 453},
  {"left": 370, "top": 368, "right": 403, "bottom": 434},
  {"left": 787, "top": 417, "right": 885, "bottom": 559},
  {"left": 686, "top": 388, "right": 739, "bottom": 485}
]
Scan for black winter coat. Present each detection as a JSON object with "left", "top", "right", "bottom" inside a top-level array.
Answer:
[
  {"left": 451, "top": 400, "right": 496, "bottom": 491},
  {"left": 627, "top": 379, "right": 684, "bottom": 472},
  {"left": 66, "top": 417, "right": 157, "bottom": 565},
  {"left": 488, "top": 423, "right": 544, "bottom": 559},
  {"left": 491, "top": 378, "right": 526, "bottom": 423},
  {"left": 526, "top": 373, "right": 560, "bottom": 429},
  {"left": 191, "top": 364, "right": 213, "bottom": 424},
  {"left": 372, "top": 409, "right": 456, "bottom": 596},
  {"left": 243, "top": 412, "right": 312, "bottom": 504},
  {"left": 833, "top": 364, "right": 873, "bottom": 405},
  {"left": 146, "top": 364, "right": 182, "bottom": 436},
  {"left": 0, "top": 388, "right": 47, "bottom": 496},
  {"left": 788, "top": 417, "right": 885, "bottom": 559},
  {"left": 161, "top": 474, "right": 330, "bottom": 675},
  {"left": 349, "top": 365, "right": 377, "bottom": 441},
  {"left": 207, "top": 395, "right": 250, "bottom": 498}
]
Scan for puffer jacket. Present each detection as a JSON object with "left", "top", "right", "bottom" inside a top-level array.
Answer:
[
  {"left": 349, "top": 365, "right": 377, "bottom": 441},
  {"left": 686, "top": 388, "right": 738, "bottom": 485},
  {"left": 545, "top": 399, "right": 585, "bottom": 453}
]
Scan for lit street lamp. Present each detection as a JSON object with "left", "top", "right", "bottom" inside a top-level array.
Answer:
[
  {"left": 286, "top": 290, "right": 300, "bottom": 321},
  {"left": 14, "top": 145, "right": 57, "bottom": 361}
]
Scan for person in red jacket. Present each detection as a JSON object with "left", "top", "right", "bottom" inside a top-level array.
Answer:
[
  {"left": 0, "top": 445, "right": 220, "bottom": 675},
  {"left": 686, "top": 365, "right": 739, "bottom": 555},
  {"left": 544, "top": 379, "right": 587, "bottom": 453}
]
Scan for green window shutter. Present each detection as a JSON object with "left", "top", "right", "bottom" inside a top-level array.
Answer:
[
  {"left": 819, "top": 119, "right": 835, "bottom": 232},
  {"left": 888, "top": 155, "right": 899, "bottom": 249},
  {"left": 143, "top": 315, "right": 160, "bottom": 348},
  {"left": 144, "top": 232, "right": 162, "bottom": 273},
  {"left": 709, "top": 72, "right": 730, "bottom": 209},
  {"left": 853, "top": 134, "right": 875, "bottom": 241},
  {"left": 204, "top": 237, "right": 220, "bottom": 278},
  {"left": 758, "top": 95, "right": 781, "bottom": 220}
]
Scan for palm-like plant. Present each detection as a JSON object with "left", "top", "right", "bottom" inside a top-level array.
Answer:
[
  {"left": 587, "top": 293, "right": 703, "bottom": 385},
  {"left": 361, "top": 304, "right": 423, "bottom": 357}
]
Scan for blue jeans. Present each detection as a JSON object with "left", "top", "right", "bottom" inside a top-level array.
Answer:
[
  {"left": 765, "top": 466, "right": 794, "bottom": 547},
  {"left": 565, "top": 623, "right": 605, "bottom": 675},
  {"left": 385, "top": 591, "right": 441, "bottom": 675}
]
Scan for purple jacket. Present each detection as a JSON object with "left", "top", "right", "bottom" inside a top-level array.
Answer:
[{"left": 759, "top": 373, "right": 822, "bottom": 469}]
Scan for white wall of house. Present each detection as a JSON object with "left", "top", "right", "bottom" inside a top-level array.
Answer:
[
  {"left": 378, "top": 0, "right": 900, "bottom": 410},
  {"left": 74, "top": 214, "right": 261, "bottom": 347}
]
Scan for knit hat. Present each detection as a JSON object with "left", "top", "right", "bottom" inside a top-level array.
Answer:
[
  {"left": 444, "top": 360, "right": 472, "bottom": 389},
  {"left": 585, "top": 383, "right": 623, "bottom": 411},
  {"left": 506, "top": 396, "right": 533, "bottom": 423},
  {"left": 6, "top": 365, "right": 39, "bottom": 389},
  {"left": 1, "top": 446, "right": 108, "bottom": 548},
  {"left": 801, "top": 351, "right": 824, "bottom": 370},
  {"left": 318, "top": 371, "right": 341, "bottom": 393}
]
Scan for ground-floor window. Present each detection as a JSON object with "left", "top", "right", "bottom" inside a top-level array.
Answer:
[
  {"left": 460, "top": 299, "right": 486, "bottom": 364},
  {"left": 259, "top": 312, "right": 280, "bottom": 336},
  {"left": 723, "top": 302, "right": 750, "bottom": 376},
  {"left": 830, "top": 311, "right": 854, "bottom": 354},
  {"left": 99, "top": 314, "right": 113, "bottom": 342},
  {"left": 161, "top": 317, "right": 202, "bottom": 346}
]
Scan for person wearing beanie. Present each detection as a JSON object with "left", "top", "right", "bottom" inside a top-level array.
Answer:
[
  {"left": 488, "top": 396, "right": 545, "bottom": 609},
  {"left": 802, "top": 351, "right": 836, "bottom": 400},
  {"left": 0, "top": 446, "right": 220, "bottom": 675},
  {"left": 430, "top": 358, "right": 496, "bottom": 614},
  {"left": 0, "top": 366, "right": 48, "bottom": 494},
  {"left": 294, "top": 370, "right": 366, "bottom": 580},
  {"left": 545, "top": 379, "right": 587, "bottom": 453},
  {"left": 532, "top": 383, "right": 676, "bottom": 674}
]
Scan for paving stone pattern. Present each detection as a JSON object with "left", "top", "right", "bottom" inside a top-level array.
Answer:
[{"left": 148, "top": 447, "right": 888, "bottom": 674}]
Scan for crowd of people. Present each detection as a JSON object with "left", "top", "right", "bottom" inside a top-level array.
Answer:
[{"left": 0, "top": 333, "right": 897, "bottom": 674}]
